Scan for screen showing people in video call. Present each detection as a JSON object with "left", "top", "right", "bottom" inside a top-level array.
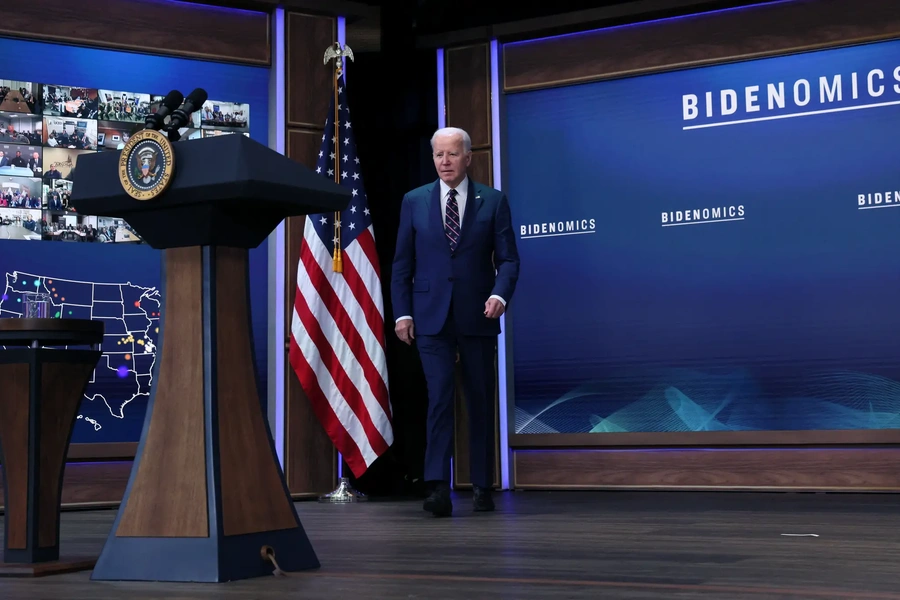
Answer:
[{"left": 0, "top": 78, "right": 252, "bottom": 243}]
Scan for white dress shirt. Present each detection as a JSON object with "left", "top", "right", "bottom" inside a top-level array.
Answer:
[{"left": 395, "top": 177, "right": 505, "bottom": 323}]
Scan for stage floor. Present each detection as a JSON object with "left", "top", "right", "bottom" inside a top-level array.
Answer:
[{"left": 1, "top": 490, "right": 900, "bottom": 599}]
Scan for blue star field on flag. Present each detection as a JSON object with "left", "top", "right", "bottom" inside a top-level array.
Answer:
[{"left": 310, "top": 74, "right": 371, "bottom": 253}]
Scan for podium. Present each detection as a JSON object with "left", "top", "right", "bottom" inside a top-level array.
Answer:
[
  {"left": 71, "top": 133, "right": 351, "bottom": 582},
  {"left": 0, "top": 319, "right": 103, "bottom": 576}
]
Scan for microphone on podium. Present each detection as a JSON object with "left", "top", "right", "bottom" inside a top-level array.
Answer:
[
  {"left": 165, "top": 88, "right": 208, "bottom": 141},
  {"left": 144, "top": 89, "right": 184, "bottom": 131}
]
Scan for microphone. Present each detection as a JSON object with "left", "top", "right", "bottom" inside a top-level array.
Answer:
[
  {"left": 144, "top": 90, "right": 183, "bottom": 131},
  {"left": 165, "top": 88, "right": 208, "bottom": 136}
]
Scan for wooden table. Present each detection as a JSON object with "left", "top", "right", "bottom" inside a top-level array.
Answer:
[{"left": 0, "top": 318, "right": 104, "bottom": 576}]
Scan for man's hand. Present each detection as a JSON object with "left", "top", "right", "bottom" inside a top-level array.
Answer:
[
  {"left": 484, "top": 297, "right": 505, "bottom": 319},
  {"left": 395, "top": 319, "right": 415, "bottom": 344}
]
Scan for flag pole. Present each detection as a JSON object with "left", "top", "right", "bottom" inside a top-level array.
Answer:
[
  {"left": 331, "top": 47, "right": 342, "bottom": 273},
  {"left": 318, "top": 41, "right": 366, "bottom": 504}
]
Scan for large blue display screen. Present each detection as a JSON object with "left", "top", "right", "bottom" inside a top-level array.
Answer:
[
  {"left": 506, "top": 38, "right": 900, "bottom": 435},
  {"left": 0, "top": 37, "right": 269, "bottom": 444}
]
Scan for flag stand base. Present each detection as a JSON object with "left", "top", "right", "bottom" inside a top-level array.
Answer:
[{"left": 318, "top": 477, "right": 368, "bottom": 503}]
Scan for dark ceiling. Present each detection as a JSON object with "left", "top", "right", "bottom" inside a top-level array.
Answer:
[
  {"left": 359, "top": 0, "right": 779, "bottom": 37},
  {"left": 411, "top": 0, "right": 654, "bottom": 34},
  {"left": 185, "top": 0, "right": 782, "bottom": 48}
]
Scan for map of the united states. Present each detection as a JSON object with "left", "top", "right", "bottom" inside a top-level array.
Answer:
[{"left": 0, "top": 271, "right": 160, "bottom": 434}]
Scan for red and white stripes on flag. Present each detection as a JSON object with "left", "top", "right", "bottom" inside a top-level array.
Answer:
[{"left": 287, "top": 74, "right": 393, "bottom": 477}]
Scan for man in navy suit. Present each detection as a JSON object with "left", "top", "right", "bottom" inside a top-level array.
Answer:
[{"left": 391, "top": 127, "right": 519, "bottom": 517}]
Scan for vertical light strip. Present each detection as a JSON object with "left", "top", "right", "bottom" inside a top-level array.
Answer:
[
  {"left": 436, "top": 47, "right": 452, "bottom": 487},
  {"left": 336, "top": 15, "right": 346, "bottom": 481},
  {"left": 437, "top": 48, "right": 446, "bottom": 129},
  {"left": 267, "top": 6, "right": 286, "bottom": 467},
  {"left": 489, "top": 39, "right": 510, "bottom": 491},
  {"left": 337, "top": 16, "right": 347, "bottom": 83}
]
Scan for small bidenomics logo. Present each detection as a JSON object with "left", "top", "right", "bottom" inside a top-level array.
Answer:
[
  {"left": 520, "top": 218, "right": 596, "bottom": 239},
  {"left": 661, "top": 205, "right": 744, "bottom": 227}
]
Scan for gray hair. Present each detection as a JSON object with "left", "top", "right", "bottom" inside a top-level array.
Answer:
[{"left": 430, "top": 127, "right": 471, "bottom": 153}]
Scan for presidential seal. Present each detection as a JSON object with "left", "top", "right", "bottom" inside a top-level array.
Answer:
[{"left": 118, "top": 129, "right": 174, "bottom": 201}]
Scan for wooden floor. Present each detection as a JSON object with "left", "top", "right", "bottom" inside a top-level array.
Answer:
[{"left": 2, "top": 490, "right": 900, "bottom": 599}]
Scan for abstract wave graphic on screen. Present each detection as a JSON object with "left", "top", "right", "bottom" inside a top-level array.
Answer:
[{"left": 514, "top": 370, "right": 900, "bottom": 434}]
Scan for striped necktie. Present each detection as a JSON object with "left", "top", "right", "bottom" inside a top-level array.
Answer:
[{"left": 445, "top": 188, "right": 461, "bottom": 251}]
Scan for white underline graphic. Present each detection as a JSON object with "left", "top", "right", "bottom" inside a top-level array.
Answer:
[
  {"left": 662, "top": 217, "right": 745, "bottom": 227},
  {"left": 683, "top": 99, "right": 900, "bottom": 130},
  {"left": 521, "top": 230, "right": 596, "bottom": 239},
  {"left": 858, "top": 203, "right": 900, "bottom": 210}
]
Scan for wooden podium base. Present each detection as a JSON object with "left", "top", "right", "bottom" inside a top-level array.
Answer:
[
  {"left": 91, "top": 246, "right": 318, "bottom": 583},
  {"left": 0, "top": 320, "right": 104, "bottom": 572},
  {"left": 0, "top": 557, "right": 96, "bottom": 578}
]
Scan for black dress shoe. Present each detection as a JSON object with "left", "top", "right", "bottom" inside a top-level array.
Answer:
[
  {"left": 473, "top": 485, "right": 495, "bottom": 512},
  {"left": 423, "top": 484, "right": 452, "bottom": 517}
]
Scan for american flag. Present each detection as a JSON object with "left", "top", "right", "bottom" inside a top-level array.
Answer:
[{"left": 288, "top": 74, "right": 393, "bottom": 477}]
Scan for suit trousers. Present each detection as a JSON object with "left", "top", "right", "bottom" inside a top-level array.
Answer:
[{"left": 417, "top": 310, "right": 497, "bottom": 489}]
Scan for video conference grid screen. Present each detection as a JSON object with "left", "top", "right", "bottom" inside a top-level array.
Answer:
[{"left": 0, "top": 80, "right": 250, "bottom": 243}]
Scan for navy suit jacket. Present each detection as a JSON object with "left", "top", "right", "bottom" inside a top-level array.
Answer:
[{"left": 391, "top": 178, "right": 520, "bottom": 337}]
